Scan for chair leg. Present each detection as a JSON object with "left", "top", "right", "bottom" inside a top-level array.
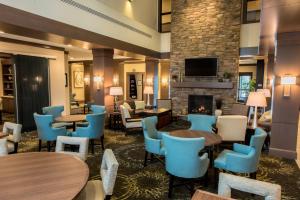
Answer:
[
  {"left": 168, "top": 174, "right": 174, "bottom": 198},
  {"left": 214, "top": 168, "right": 219, "bottom": 189},
  {"left": 47, "top": 141, "right": 51, "bottom": 152},
  {"left": 101, "top": 135, "right": 104, "bottom": 151},
  {"left": 14, "top": 143, "right": 18, "bottom": 153},
  {"left": 144, "top": 151, "right": 148, "bottom": 167},
  {"left": 104, "top": 195, "right": 111, "bottom": 200},
  {"left": 204, "top": 171, "right": 209, "bottom": 187},
  {"left": 91, "top": 139, "right": 95, "bottom": 154},
  {"left": 250, "top": 172, "right": 257, "bottom": 179},
  {"left": 38, "top": 140, "right": 42, "bottom": 152}
]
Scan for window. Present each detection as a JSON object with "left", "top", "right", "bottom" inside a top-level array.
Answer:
[
  {"left": 238, "top": 72, "right": 253, "bottom": 102},
  {"left": 158, "top": 0, "right": 171, "bottom": 33},
  {"left": 242, "top": 0, "right": 261, "bottom": 24}
]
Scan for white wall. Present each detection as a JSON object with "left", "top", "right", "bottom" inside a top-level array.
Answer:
[
  {"left": 97, "top": 0, "right": 158, "bottom": 30},
  {"left": 240, "top": 23, "right": 260, "bottom": 48},
  {"left": 0, "top": 41, "right": 69, "bottom": 114},
  {"left": 0, "top": 0, "right": 164, "bottom": 52}
]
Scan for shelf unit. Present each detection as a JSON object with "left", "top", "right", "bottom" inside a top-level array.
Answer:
[{"left": 2, "top": 62, "right": 15, "bottom": 96}]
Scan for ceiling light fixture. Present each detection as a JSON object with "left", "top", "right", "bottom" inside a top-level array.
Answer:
[
  {"left": 0, "top": 30, "right": 5, "bottom": 34},
  {"left": 67, "top": 44, "right": 73, "bottom": 47}
]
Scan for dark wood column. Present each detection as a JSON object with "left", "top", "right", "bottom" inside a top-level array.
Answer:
[
  {"left": 91, "top": 49, "right": 114, "bottom": 111},
  {"left": 256, "top": 59, "right": 265, "bottom": 89},
  {"left": 269, "top": 33, "right": 300, "bottom": 159}
]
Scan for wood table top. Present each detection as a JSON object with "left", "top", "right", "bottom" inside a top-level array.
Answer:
[
  {"left": 192, "top": 190, "right": 234, "bottom": 200},
  {"left": 0, "top": 152, "right": 89, "bottom": 200},
  {"left": 170, "top": 129, "right": 222, "bottom": 146},
  {"left": 0, "top": 132, "right": 8, "bottom": 139},
  {"left": 55, "top": 114, "right": 86, "bottom": 123}
]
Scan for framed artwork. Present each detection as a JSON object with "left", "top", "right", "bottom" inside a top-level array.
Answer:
[{"left": 74, "top": 71, "right": 84, "bottom": 88}]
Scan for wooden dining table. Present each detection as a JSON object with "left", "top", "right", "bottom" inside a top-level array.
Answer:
[
  {"left": 170, "top": 129, "right": 222, "bottom": 166},
  {"left": 55, "top": 114, "right": 86, "bottom": 131},
  {"left": 0, "top": 152, "right": 89, "bottom": 200}
]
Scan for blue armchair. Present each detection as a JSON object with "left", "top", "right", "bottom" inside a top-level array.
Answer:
[
  {"left": 90, "top": 105, "right": 106, "bottom": 114},
  {"left": 162, "top": 134, "right": 209, "bottom": 198},
  {"left": 214, "top": 128, "right": 267, "bottom": 181},
  {"left": 42, "top": 105, "right": 72, "bottom": 128},
  {"left": 72, "top": 113, "right": 105, "bottom": 153},
  {"left": 188, "top": 114, "right": 216, "bottom": 132},
  {"left": 142, "top": 116, "right": 167, "bottom": 167},
  {"left": 34, "top": 113, "right": 67, "bottom": 152}
]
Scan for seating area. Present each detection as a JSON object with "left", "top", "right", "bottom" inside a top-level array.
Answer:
[{"left": 0, "top": 0, "right": 299, "bottom": 200}]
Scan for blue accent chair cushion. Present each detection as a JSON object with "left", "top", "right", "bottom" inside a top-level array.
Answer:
[
  {"left": 187, "top": 114, "right": 216, "bottom": 132},
  {"left": 91, "top": 105, "right": 106, "bottom": 114},
  {"left": 214, "top": 128, "right": 267, "bottom": 173},
  {"left": 162, "top": 133, "right": 209, "bottom": 179}
]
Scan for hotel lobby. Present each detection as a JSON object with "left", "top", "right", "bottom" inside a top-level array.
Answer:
[{"left": 0, "top": 0, "right": 299, "bottom": 199}]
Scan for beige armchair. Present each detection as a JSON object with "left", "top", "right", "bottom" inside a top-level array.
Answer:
[
  {"left": 216, "top": 115, "right": 247, "bottom": 142},
  {"left": 120, "top": 105, "right": 142, "bottom": 134}
]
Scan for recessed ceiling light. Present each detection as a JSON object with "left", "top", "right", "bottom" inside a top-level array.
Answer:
[
  {"left": 69, "top": 57, "right": 74, "bottom": 60},
  {"left": 44, "top": 46, "right": 50, "bottom": 49},
  {"left": 67, "top": 44, "right": 73, "bottom": 47},
  {"left": 0, "top": 30, "right": 5, "bottom": 34}
]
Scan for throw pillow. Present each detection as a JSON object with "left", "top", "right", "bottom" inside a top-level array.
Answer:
[{"left": 135, "top": 100, "right": 145, "bottom": 110}]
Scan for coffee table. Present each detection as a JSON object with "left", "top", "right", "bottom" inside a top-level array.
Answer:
[
  {"left": 170, "top": 129, "right": 222, "bottom": 166},
  {"left": 55, "top": 114, "right": 86, "bottom": 131},
  {"left": 0, "top": 152, "right": 89, "bottom": 200}
]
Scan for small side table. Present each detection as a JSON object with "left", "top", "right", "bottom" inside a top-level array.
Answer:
[{"left": 109, "top": 112, "right": 122, "bottom": 130}]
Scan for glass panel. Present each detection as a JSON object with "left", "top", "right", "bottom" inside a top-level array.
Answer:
[
  {"left": 162, "top": 0, "right": 171, "bottom": 13},
  {"left": 238, "top": 74, "right": 252, "bottom": 102}
]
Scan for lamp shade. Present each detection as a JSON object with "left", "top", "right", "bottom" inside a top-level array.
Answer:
[
  {"left": 257, "top": 89, "right": 271, "bottom": 97},
  {"left": 144, "top": 86, "right": 153, "bottom": 94},
  {"left": 109, "top": 86, "right": 123, "bottom": 96},
  {"left": 246, "top": 92, "right": 267, "bottom": 107}
]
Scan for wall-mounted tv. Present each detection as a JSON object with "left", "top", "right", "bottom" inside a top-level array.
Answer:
[{"left": 185, "top": 57, "right": 218, "bottom": 77}]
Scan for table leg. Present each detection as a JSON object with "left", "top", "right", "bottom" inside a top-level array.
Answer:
[
  {"left": 209, "top": 147, "right": 214, "bottom": 168},
  {"left": 73, "top": 122, "right": 76, "bottom": 131}
]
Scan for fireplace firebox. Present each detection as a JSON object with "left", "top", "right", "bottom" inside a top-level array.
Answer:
[{"left": 188, "top": 95, "right": 213, "bottom": 115}]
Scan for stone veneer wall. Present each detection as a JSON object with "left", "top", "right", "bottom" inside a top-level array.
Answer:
[{"left": 170, "top": 0, "right": 241, "bottom": 114}]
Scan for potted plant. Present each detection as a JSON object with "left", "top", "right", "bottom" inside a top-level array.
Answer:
[
  {"left": 249, "top": 79, "right": 256, "bottom": 92},
  {"left": 223, "top": 71, "right": 233, "bottom": 82}
]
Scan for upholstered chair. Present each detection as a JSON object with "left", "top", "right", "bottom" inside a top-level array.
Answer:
[
  {"left": 3, "top": 122, "right": 22, "bottom": 153},
  {"left": 162, "top": 134, "right": 209, "bottom": 198},
  {"left": 188, "top": 114, "right": 216, "bottom": 132},
  {"left": 142, "top": 116, "right": 167, "bottom": 167},
  {"left": 120, "top": 105, "right": 142, "bottom": 134},
  {"left": 34, "top": 113, "right": 67, "bottom": 152},
  {"left": 214, "top": 128, "right": 267, "bottom": 182},
  {"left": 218, "top": 173, "right": 281, "bottom": 200},
  {"left": 42, "top": 105, "right": 72, "bottom": 128},
  {"left": 55, "top": 136, "right": 89, "bottom": 161},
  {"left": 0, "top": 138, "right": 8, "bottom": 156},
  {"left": 216, "top": 115, "right": 247, "bottom": 142},
  {"left": 90, "top": 105, "right": 106, "bottom": 114},
  {"left": 78, "top": 149, "right": 119, "bottom": 200},
  {"left": 72, "top": 113, "right": 105, "bottom": 153}
]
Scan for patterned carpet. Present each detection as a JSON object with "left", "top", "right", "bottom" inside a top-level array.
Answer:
[{"left": 16, "top": 120, "right": 300, "bottom": 200}]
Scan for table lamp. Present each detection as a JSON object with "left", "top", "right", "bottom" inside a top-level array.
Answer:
[
  {"left": 246, "top": 92, "right": 267, "bottom": 129},
  {"left": 144, "top": 86, "right": 153, "bottom": 107},
  {"left": 109, "top": 86, "right": 123, "bottom": 112}
]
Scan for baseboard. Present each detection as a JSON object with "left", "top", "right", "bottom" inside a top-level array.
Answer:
[{"left": 269, "top": 148, "right": 297, "bottom": 159}]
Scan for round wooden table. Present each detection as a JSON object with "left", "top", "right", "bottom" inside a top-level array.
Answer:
[
  {"left": 170, "top": 130, "right": 222, "bottom": 167},
  {"left": 0, "top": 152, "right": 89, "bottom": 200},
  {"left": 55, "top": 114, "right": 86, "bottom": 131},
  {"left": 169, "top": 129, "right": 222, "bottom": 146}
]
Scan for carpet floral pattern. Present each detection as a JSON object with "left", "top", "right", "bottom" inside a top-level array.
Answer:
[{"left": 16, "top": 120, "right": 300, "bottom": 200}]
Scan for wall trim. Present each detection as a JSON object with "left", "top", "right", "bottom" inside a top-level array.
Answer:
[
  {"left": 60, "top": 0, "right": 152, "bottom": 38},
  {"left": 269, "top": 147, "right": 297, "bottom": 159}
]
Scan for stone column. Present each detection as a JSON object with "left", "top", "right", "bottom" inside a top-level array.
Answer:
[{"left": 91, "top": 49, "right": 114, "bottom": 111}]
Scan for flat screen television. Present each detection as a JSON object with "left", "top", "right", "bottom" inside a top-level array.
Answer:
[{"left": 185, "top": 57, "right": 218, "bottom": 77}]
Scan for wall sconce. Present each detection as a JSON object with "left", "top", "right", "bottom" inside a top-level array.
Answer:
[
  {"left": 113, "top": 74, "right": 119, "bottom": 86},
  {"left": 161, "top": 77, "right": 168, "bottom": 87},
  {"left": 146, "top": 77, "right": 153, "bottom": 86},
  {"left": 281, "top": 75, "right": 296, "bottom": 97},
  {"left": 84, "top": 76, "right": 90, "bottom": 85},
  {"left": 94, "top": 75, "right": 104, "bottom": 90}
]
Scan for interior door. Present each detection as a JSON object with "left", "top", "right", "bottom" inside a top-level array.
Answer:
[{"left": 14, "top": 55, "right": 50, "bottom": 131}]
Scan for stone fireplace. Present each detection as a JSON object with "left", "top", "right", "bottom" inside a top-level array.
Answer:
[
  {"left": 170, "top": 0, "right": 241, "bottom": 114},
  {"left": 188, "top": 95, "right": 213, "bottom": 115}
]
